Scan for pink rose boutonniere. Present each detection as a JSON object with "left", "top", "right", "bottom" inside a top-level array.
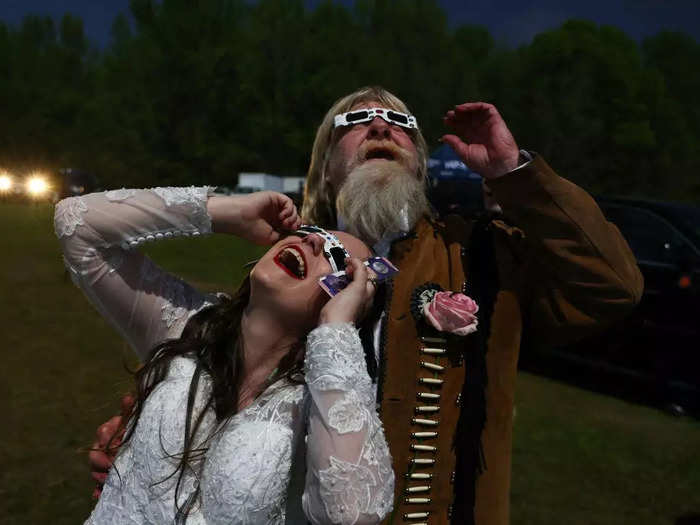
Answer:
[
  {"left": 424, "top": 291, "right": 479, "bottom": 336},
  {"left": 411, "top": 283, "right": 479, "bottom": 336}
]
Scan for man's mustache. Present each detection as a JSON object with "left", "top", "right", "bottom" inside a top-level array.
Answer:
[{"left": 357, "top": 140, "right": 412, "bottom": 166}]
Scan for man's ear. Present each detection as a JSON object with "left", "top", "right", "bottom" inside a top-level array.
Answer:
[{"left": 322, "top": 162, "right": 336, "bottom": 198}]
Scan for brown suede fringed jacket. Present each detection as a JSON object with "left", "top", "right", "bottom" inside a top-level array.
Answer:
[{"left": 376, "top": 156, "right": 643, "bottom": 525}]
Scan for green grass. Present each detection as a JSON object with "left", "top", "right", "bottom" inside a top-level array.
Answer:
[
  {"left": 1, "top": 202, "right": 699, "bottom": 524},
  {"left": 511, "top": 375, "right": 700, "bottom": 524}
]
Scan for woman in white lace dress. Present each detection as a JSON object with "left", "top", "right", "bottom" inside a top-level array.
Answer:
[{"left": 54, "top": 187, "right": 394, "bottom": 525}]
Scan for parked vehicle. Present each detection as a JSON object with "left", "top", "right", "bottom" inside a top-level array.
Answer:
[
  {"left": 522, "top": 197, "right": 700, "bottom": 416},
  {"left": 0, "top": 170, "right": 58, "bottom": 202}
]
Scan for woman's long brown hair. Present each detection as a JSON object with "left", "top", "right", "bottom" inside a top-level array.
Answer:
[{"left": 119, "top": 275, "right": 304, "bottom": 520}]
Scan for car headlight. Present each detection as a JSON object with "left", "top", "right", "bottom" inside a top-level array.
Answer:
[
  {"left": 0, "top": 173, "right": 12, "bottom": 192},
  {"left": 26, "top": 174, "right": 49, "bottom": 196}
]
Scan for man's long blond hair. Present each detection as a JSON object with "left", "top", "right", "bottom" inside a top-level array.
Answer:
[{"left": 301, "top": 86, "right": 429, "bottom": 227}]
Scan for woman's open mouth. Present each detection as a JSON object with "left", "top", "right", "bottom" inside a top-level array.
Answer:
[{"left": 273, "top": 245, "right": 307, "bottom": 280}]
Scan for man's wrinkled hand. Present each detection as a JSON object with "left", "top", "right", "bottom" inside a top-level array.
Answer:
[
  {"left": 208, "top": 191, "right": 302, "bottom": 245},
  {"left": 442, "top": 102, "right": 520, "bottom": 180},
  {"left": 89, "top": 394, "right": 134, "bottom": 499}
]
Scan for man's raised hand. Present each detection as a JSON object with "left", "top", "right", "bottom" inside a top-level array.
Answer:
[
  {"left": 208, "top": 191, "right": 302, "bottom": 245},
  {"left": 89, "top": 393, "right": 135, "bottom": 499},
  {"left": 442, "top": 102, "right": 520, "bottom": 180}
]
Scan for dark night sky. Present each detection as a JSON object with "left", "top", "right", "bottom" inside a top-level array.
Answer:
[{"left": 0, "top": 0, "right": 698, "bottom": 48}]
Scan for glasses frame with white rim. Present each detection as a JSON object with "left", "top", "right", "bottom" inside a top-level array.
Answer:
[
  {"left": 334, "top": 107, "right": 418, "bottom": 130},
  {"left": 293, "top": 225, "right": 350, "bottom": 273}
]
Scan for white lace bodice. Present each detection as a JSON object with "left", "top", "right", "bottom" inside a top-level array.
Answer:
[{"left": 55, "top": 189, "right": 394, "bottom": 524}]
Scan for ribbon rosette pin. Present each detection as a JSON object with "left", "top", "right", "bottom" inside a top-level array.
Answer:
[{"left": 411, "top": 283, "right": 479, "bottom": 336}]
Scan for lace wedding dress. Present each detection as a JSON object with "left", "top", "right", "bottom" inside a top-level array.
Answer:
[{"left": 55, "top": 188, "right": 394, "bottom": 524}]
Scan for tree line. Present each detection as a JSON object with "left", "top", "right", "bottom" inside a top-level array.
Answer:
[{"left": 0, "top": 0, "right": 698, "bottom": 201}]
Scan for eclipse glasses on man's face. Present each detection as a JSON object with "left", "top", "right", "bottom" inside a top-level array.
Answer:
[{"left": 334, "top": 107, "right": 418, "bottom": 130}]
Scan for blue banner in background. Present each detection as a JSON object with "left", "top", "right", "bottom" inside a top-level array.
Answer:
[{"left": 428, "top": 144, "right": 482, "bottom": 181}]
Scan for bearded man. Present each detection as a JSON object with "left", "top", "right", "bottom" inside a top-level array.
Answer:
[
  {"left": 299, "top": 86, "right": 642, "bottom": 524},
  {"left": 90, "top": 86, "right": 643, "bottom": 525}
]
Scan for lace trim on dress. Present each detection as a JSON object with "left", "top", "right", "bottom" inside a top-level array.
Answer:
[
  {"left": 306, "top": 324, "right": 373, "bottom": 402},
  {"left": 360, "top": 425, "right": 394, "bottom": 517},
  {"left": 318, "top": 456, "right": 377, "bottom": 525},
  {"left": 101, "top": 358, "right": 215, "bottom": 524},
  {"left": 161, "top": 301, "right": 189, "bottom": 329},
  {"left": 134, "top": 256, "right": 206, "bottom": 330},
  {"left": 327, "top": 391, "right": 368, "bottom": 435},
  {"left": 105, "top": 188, "right": 137, "bottom": 202},
  {"left": 200, "top": 382, "right": 305, "bottom": 525},
  {"left": 160, "top": 278, "right": 190, "bottom": 328},
  {"left": 54, "top": 196, "right": 88, "bottom": 238},
  {"left": 305, "top": 323, "right": 395, "bottom": 523},
  {"left": 152, "top": 186, "right": 213, "bottom": 233},
  {"left": 239, "top": 380, "right": 305, "bottom": 428}
]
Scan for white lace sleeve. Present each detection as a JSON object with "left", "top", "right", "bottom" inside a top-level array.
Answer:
[
  {"left": 54, "top": 187, "right": 215, "bottom": 360},
  {"left": 302, "top": 323, "right": 394, "bottom": 525}
]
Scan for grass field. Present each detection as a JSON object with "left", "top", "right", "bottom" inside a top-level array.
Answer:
[{"left": 1, "top": 202, "right": 699, "bottom": 524}]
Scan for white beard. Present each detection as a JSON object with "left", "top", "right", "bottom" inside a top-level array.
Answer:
[{"left": 336, "top": 160, "right": 429, "bottom": 246}]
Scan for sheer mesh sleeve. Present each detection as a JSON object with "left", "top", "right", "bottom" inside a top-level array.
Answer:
[
  {"left": 54, "top": 187, "right": 215, "bottom": 361},
  {"left": 302, "top": 323, "right": 394, "bottom": 525}
]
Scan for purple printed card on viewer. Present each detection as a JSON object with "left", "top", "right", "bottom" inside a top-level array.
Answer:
[{"left": 318, "top": 256, "right": 399, "bottom": 297}]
